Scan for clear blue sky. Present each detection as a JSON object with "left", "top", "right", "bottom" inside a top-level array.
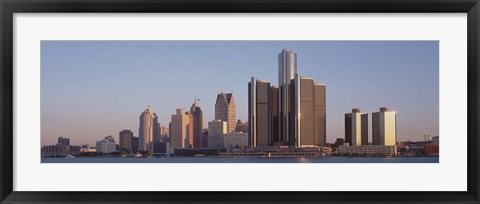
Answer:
[{"left": 41, "top": 41, "right": 439, "bottom": 146}]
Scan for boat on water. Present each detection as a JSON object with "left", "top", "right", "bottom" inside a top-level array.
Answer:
[{"left": 65, "top": 154, "right": 75, "bottom": 158}]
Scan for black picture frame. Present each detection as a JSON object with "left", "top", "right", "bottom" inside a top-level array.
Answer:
[{"left": 1, "top": 0, "right": 479, "bottom": 203}]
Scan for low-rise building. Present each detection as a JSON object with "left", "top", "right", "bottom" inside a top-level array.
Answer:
[
  {"left": 151, "top": 142, "right": 174, "bottom": 155},
  {"left": 431, "top": 136, "right": 439, "bottom": 145},
  {"left": 174, "top": 148, "right": 226, "bottom": 156},
  {"left": 224, "top": 132, "right": 248, "bottom": 148},
  {"left": 41, "top": 144, "right": 81, "bottom": 157},
  {"left": 96, "top": 136, "right": 117, "bottom": 153},
  {"left": 80, "top": 144, "right": 96, "bottom": 153},
  {"left": 337, "top": 145, "right": 397, "bottom": 156},
  {"left": 424, "top": 144, "right": 439, "bottom": 156},
  {"left": 208, "top": 120, "right": 227, "bottom": 148}
]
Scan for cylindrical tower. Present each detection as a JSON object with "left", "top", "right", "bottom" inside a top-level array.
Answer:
[{"left": 278, "top": 49, "right": 297, "bottom": 144}]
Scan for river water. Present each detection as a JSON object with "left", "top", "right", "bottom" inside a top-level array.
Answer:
[{"left": 41, "top": 156, "right": 438, "bottom": 163}]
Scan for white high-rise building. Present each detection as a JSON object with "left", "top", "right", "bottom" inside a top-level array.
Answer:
[
  {"left": 139, "top": 106, "right": 160, "bottom": 151},
  {"left": 372, "top": 107, "right": 397, "bottom": 146},
  {"left": 208, "top": 119, "right": 227, "bottom": 148}
]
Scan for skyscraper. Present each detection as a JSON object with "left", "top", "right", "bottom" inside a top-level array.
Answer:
[
  {"left": 372, "top": 107, "right": 397, "bottom": 146},
  {"left": 296, "top": 77, "right": 326, "bottom": 147},
  {"left": 271, "top": 85, "right": 280, "bottom": 144},
  {"left": 138, "top": 106, "right": 160, "bottom": 151},
  {"left": 278, "top": 49, "right": 297, "bottom": 144},
  {"left": 170, "top": 108, "right": 191, "bottom": 148},
  {"left": 344, "top": 113, "right": 352, "bottom": 146},
  {"left": 345, "top": 108, "right": 368, "bottom": 146},
  {"left": 190, "top": 98, "right": 204, "bottom": 148},
  {"left": 185, "top": 111, "right": 194, "bottom": 148},
  {"left": 314, "top": 83, "right": 327, "bottom": 146},
  {"left": 119, "top": 129, "right": 133, "bottom": 151},
  {"left": 215, "top": 92, "right": 236, "bottom": 133},
  {"left": 248, "top": 77, "right": 272, "bottom": 147},
  {"left": 208, "top": 119, "right": 227, "bottom": 148},
  {"left": 248, "top": 48, "right": 327, "bottom": 148}
]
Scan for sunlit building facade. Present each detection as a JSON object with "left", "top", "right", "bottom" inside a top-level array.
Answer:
[
  {"left": 138, "top": 106, "right": 160, "bottom": 151},
  {"left": 215, "top": 92, "right": 236, "bottom": 133},
  {"left": 372, "top": 107, "right": 397, "bottom": 146},
  {"left": 171, "top": 108, "right": 191, "bottom": 148},
  {"left": 345, "top": 108, "right": 368, "bottom": 146}
]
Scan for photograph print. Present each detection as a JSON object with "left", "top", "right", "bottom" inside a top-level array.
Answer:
[{"left": 40, "top": 41, "right": 439, "bottom": 163}]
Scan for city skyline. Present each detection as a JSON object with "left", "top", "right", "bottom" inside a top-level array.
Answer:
[{"left": 41, "top": 41, "right": 439, "bottom": 147}]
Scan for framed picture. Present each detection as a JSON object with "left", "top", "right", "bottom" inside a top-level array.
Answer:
[{"left": 1, "top": 0, "right": 479, "bottom": 203}]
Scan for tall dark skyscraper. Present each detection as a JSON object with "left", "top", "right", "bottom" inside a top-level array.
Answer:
[
  {"left": 271, "top": 85, "right": 280, "bottom": 144},
  {"left": 297, "top": 77, "right": 326, "bottom": 146},
  {"left": 278, "top": 49, "right": 297, "bottom": 144},
  {"left": 248, "top": 77, "right": 272, "bottom": 147},
  {"left": 119, "top": 129, "right": 133, "bottom": 151},
  {"left": 249, "top": 49, "right": 327, "bottom": 147},
  {"left": 344, "top": 113, "right": 352, "bottom": 146},
  {"left": 190, "top": 98, "right": 204, "bottom": 148}
]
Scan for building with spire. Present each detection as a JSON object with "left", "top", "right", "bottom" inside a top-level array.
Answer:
[
  {"left": 215, "top": 92, "right": 236, "bottom": 133},
  {"left": 190, "top": 97, "right": 204, "bottom": 148},
  {"left": 138, "top": 106, "right": 160, "bottom": 152}
]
